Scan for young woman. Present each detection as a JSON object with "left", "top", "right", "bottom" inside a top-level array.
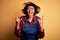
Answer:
[{"left": 15, "top": 2, "right": 45, "bottom": 40}]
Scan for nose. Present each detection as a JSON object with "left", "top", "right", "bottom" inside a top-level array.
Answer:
[
  {"left": 28, "top": 9, "right": 30, "bottom": 13},
  {"left": 29, "top": 8, "right": 32, "bottom": 12},
  {"left": 29, "top": 9, "right": 31, "bottom": 12},
  {"left": 29, "top": 10, "right": 32, "bottom": 14}
]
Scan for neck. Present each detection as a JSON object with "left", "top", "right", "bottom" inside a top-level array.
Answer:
[
  {"left": 27, "top": 16, "right": 34, "bottom": 22},
  {"left": 28, "top": 16, "right": 33, "bottom": 19}
]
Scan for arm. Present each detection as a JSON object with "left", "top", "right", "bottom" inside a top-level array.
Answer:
[
  {"left": 37, "top": 16, "right": 45, "bottom": 39},
  {"left": 14, "top": 16, "right": 23, "bottom": 37}
]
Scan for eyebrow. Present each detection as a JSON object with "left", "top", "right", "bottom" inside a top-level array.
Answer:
[{"left": 28, "top": 7, "right": 34, "bottom": 9}]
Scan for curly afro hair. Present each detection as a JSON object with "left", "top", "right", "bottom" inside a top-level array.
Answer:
[{"left": 22, "top": 2, "right": 40, "bottom": 15}]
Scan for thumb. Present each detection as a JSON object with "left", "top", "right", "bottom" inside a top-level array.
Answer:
[{"left": 16, "top": 15, "right": 19, "bottom": 19}]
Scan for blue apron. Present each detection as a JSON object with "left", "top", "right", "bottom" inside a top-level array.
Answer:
[{"left": 21, "top": 20, "right": 39, "bottom": 40}]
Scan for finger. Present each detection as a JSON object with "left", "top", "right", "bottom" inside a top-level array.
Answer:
[
  {"left": 42, "top": 16, "right": 43, "bottom": 23},
  {"left": 42, "top": 16, "right": 43, "bottom": 20},
  {"left": 16, "top": 15, "right": 19, "bottom": 19},
  {"left": 42, "top": 16, "right": 43, "bottom": 27},
  {"left": 16, "top": 15, "right": 20, "bottom": 22}
]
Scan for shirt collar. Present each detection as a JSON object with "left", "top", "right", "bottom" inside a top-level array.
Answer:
[
  {"left": 24, "top": 15, "right": 36, "bottom": 22},
  {"left": 33, "top": 15, "right": 36, "bottom": 21}
]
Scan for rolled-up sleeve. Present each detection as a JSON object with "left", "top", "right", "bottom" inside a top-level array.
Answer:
[
  {"left": 14, "top": 16, "right": 23, "bottom": 37},
  {"left": 37, "top": 17, "right": 45, "bottom": 39},
  {"left": 38, "top": 29, "right": 45, "bottom": 39}
]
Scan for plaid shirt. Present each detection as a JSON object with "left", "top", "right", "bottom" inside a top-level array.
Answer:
[{"left": 15, "top": 16, "right": 45, "bottom": 39}]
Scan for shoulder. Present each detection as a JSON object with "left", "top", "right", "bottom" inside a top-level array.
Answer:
[
  {"left": 35, "top": 16, "right": 41, "bottom": 20},
  {"left": 19, "top": 16, "right": 25, "bottom": 18},
  {"left": 36, "top": 16, "right": 43, "bottom": 23},
  {"left": 19, "top": 16, "right": 26, "bottom": 21}
]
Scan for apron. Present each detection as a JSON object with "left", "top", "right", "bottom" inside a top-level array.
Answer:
[{"left": 21, "top": 20, "right": 39, "bottom": 40}]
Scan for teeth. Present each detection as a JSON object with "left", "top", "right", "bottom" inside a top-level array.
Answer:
[{"left": 30, "top": 12, "right": 32, "bottom": 14}]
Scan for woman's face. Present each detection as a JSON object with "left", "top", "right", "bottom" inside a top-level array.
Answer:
[{"left": 27, "top": 6, "right": 35, "bottom": 18}]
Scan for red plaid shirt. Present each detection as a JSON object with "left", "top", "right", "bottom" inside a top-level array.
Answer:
[{"left": 15, "top": 16, "right": 45, "bottom": 39}]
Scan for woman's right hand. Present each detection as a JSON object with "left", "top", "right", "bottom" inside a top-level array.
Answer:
[
  {"left": 16, "top": 15, "right": 20, "bottom": 23},
  {"left": 16, "top": 15, "right": 21, "bottom": 29}
]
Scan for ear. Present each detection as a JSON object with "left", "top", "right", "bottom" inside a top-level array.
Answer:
[{"left": 37, "top": 7, "right": 40, "bottom": 13}]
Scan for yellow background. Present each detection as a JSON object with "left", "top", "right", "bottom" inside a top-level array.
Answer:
[{"left": 0, "top": 0, "right": 60, "bottom": 40}]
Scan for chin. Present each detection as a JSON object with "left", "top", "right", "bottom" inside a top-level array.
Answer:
[
  {"left": 29, "top": 16, "right": 31, "bottom": 18},
  {"left": 28, "top": 16, "right": 31, "bottom": 18},
  {"left": 28, "top": 15, "right": 33, "bottom": 18}
]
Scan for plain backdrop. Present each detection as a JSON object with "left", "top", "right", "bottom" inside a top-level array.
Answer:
[{"left": 0, "top": 0, "right": 60, "bottom": 40}]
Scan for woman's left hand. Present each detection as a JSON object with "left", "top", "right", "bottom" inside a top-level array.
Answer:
[{"left": 37, "top": 16, "right": 44, "bottom": 32}]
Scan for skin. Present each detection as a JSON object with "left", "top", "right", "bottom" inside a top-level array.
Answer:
[
  {"left": 27, "top": 6, "right": 35, "bottom": 22},
  {"left": 16, "top": 6, "right": 43, "bottom": 32}
]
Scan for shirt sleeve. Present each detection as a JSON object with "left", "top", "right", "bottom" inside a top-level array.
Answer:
[
  {"left": 37, "top": 17, "right": 45, "bottom": 39},
  {"left": 14, "top": 16, "right": 24, "bottom": 37}
]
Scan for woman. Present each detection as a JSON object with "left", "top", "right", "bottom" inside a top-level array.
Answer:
[{"left": 15, "top": 2, "right": 45, "bottom": 40}]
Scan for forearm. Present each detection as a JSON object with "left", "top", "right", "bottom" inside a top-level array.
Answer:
[
  {"left": 15, "top": 22, "right": 22, "bottom": 37},
  {"left": 40, "top": 23, "right": 44, "bottom": 32},
  {"left": 38, "top": 23, "right": 45, "bottom": 39},
  {"left": 17, "top": 22, "right": 20, "bottom": 29}
]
